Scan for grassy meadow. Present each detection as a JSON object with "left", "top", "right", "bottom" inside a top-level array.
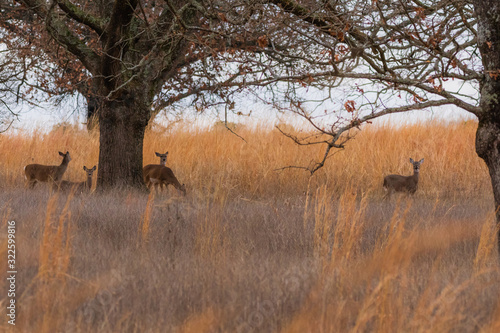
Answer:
[{"left": 1, "top": 120, "right": 500, "bottom": 332}]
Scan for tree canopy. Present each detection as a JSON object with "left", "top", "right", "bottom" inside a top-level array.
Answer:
[{"left": 237, "top": 0, "right": 480, "bottom": 172}]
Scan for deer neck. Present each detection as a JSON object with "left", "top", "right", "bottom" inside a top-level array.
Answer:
[
  {"left": 59, "top": 158, "right": 70, "bottom": 172},
  {"left": 86, "top": 176, "right": 92, "bottom": 189}
]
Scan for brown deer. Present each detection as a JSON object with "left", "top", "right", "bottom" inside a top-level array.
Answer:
[
  {"left": 143, "top": 151, "right": 168, "bottom": 188},
  {"left": 148, "top": 166, "right": 186, "bottom": 195},
  {"left": 24, "top": 151, "right": 71, "bottom": 188},
  {"left": 55, "top": 165, "right": 96, "bottom": 193},
  {"left": 383, "top": 158, "right": 424, "bottom": 198}
]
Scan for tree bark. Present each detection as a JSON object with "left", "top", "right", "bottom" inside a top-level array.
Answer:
[
  {"left": 473, "top": 0, "right": 500, "bottom": 250},
  {"left": 96, "top": 93, "right": 150, "bottom": 191}
]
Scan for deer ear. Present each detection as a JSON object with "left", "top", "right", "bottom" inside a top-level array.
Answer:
[
  {"left": 92, "top": 166, "right": 96, "bottom": 171},
  {"left": 83, "top": 166, "right": 87, "bottom": 171},
  {"left": 419, "top": 158, "right": 424, "bottom": 164},
  {"left": 410, "top": 158, "right": 414, "bottom": 163},
  {"left": 59, "top": 151, "right": 64, "bottom": 156},
  {"left": 155, "top": 152, "right": 160, "bottom": 157},
  {"left": 165, "top": 151, "right": 169, "bottom": 155}
]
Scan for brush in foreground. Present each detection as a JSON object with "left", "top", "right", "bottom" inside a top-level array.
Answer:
[{"left": 383, "top": 158, "right": 424, "bottom": 198}]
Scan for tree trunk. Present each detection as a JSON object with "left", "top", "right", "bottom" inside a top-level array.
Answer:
[
  {"left": 96, "top": 95, "right": 150, "bottom": 191},
  {"left": 473, "top": 0, "right": 500, "bottom": 251},
  {"left": 476, "top": 121, "right": 500, "bottom": 219}
]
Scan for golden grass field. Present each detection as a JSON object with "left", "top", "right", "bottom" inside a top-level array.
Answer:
[{"left": 1, "top": 120, "right": 500, "bottom": 332}]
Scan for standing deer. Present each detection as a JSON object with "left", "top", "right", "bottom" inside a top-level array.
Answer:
[
  {"left": 24, "top": 151, "right": 71, "bottom": 188},
  {"left": 143, "top": 151, "right": 168, "bottom": 188},
  {"left": 383, "top": 158, "right": 424, "bottom": 198},
  {"left": 55, "top": 165, "right": 96, "bottom": 193}
]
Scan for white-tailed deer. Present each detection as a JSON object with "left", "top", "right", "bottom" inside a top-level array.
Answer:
[
  {"left": 55, "top": 165, "right": 96, "bottom": 193},
  {"left": 143, "top": 151, "right": 168, "bottom": 188},
  {"left": 24, "top": 151, "right": 71, "bottom": 188},
  {"left": 148, "top": 166, "right": 186, "bottom": 195},
  {"left": 383, "top": 158, "right": 424, "bottom": 198}
]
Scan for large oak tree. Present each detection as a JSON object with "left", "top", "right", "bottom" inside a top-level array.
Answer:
[{"left": 0, "top": 0, "right": 269, "bottom": 189}]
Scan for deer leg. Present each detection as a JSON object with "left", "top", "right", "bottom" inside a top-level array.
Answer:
[
  {"left": 383, "top": 187, "right": 393, "bottom": 200},
  {"left": 162, "top": 182, "right": 167, "bottom": 193},
  {"left": 154, "top": 181, "right": 161, "bottom": 194},
  {"left": 147, "top": 178, "right": 158, "bottom": 193}
]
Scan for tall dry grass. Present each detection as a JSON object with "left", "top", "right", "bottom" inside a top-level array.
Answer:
[
  {"left": 0, "top": 119, "right": 489, "bottom": 199},
  {"left": 0, "top": 120, "right": 499, "bottom": 332}
]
